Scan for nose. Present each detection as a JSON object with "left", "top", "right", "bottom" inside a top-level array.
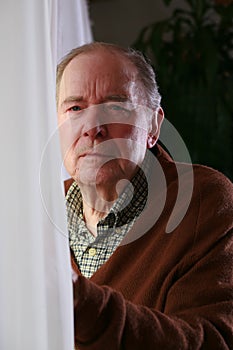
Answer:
[
  {"left": 82, "top": 105, "right": 108, "bottom": 141},
  {"left": 83, "top": 124, "right": 107, "bottom": 140}
]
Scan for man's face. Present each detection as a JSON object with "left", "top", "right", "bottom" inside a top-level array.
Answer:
[{"left": 57, "top": 50, "right": 156, "bottom": 188}]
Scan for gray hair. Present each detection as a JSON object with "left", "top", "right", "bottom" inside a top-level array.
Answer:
[{"left": 56, "top": 42, "right": 161, "bottom": 110}]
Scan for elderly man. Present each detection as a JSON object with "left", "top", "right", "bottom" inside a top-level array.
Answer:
[{"left": 56, "top": 42, "right": 233, "bottom": 349}]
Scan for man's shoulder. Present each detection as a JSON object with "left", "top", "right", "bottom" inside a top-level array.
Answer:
[
  {"left": 155, "top": 144, "right": 233, "bottom": 227},
  {"left": 156, "top": 143, "right": 232, "bottom": 194},
  {"left": 179, "top": 163, "right": 233, "bottom": 244},
  {"left": 191, "top": 163, "right": 233, "bottom": 203}
]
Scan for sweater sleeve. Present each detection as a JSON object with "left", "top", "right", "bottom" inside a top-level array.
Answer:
[{"left": 73, "top": 171, "right": 233, "bottom": 350}]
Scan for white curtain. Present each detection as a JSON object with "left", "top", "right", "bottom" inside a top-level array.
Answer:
[{"left": 0, "top": 1, "right": 92, "bottom": 349}]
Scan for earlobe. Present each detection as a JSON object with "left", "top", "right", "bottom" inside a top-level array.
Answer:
[
  {"left": 147, "top": 133, "right": 157, "bottom": 148},
  {"left": 147, "top": 107, "right": 164, "bottom": 149}
]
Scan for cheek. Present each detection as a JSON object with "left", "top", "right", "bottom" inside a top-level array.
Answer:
[
  {"left": 110, "top": 124, "right": 148, "bottom": 145},
  {"left": 58, "top": 117, "right": 82, "bottom": 159},
  {"left": 109, "top": 133, "right": 147, "bottom": 168},
  {"left": 132, "top": 127, "right": 148, "bottom": 145}
]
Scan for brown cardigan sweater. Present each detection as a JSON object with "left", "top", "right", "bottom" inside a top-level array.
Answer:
[{"left": 71, "top": 146, "right": 233, "bottom": 349}]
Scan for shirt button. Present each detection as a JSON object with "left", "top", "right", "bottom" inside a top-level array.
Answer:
[{"left": 88, "top": 247, "right": 97, "bottom": 257}]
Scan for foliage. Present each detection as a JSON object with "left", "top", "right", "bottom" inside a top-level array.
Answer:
[{"left": 133, "top": 0, "right": 233, "bottom": 178}]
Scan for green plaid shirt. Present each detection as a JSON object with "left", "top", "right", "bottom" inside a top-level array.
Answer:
[{"left": 66, "top": 156, "right": 150, "bottom": 278}]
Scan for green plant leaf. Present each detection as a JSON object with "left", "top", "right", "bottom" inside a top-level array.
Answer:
[
  {"left": 150, "top": 20, "right": 170, "bottom": 57},
  {"left": 132, "top": 0, "right": 233, "bottom": 178},
  {"left": 163, "top": 0, "right": 173, "bottom": 6},
  {"left": 196, "top": 27, "right": 219, "bottom": 86}
]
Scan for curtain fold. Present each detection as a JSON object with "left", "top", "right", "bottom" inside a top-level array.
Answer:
[
  {"left": 0, "top": 1, "right": 92, "bottom": 349},
  {"left": 57, "top": 0, "right": 93, "bottom": 61}
]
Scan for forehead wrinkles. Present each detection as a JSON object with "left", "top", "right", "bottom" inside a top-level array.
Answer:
[
  {"left": 61, "top": 62, "right": 140, "bottom": 104},
  {"left": 80, "top": 73, "right": 132, "bottom": 100},
  {"left": 59, "top": 51, "right": 147, "bottom": 108}
]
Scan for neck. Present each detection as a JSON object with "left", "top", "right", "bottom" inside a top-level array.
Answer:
[
  {"left": 78, "top": 171, "right": 138, "bottom": 236},
  {"left": 80, "top": 182, "right": 118, "bottom": 236}
]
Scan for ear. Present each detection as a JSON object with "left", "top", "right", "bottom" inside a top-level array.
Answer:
[{"left": 147, "top": 107, "right": 164, "bottom": 149}]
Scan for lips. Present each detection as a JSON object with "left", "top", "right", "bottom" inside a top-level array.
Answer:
[
  {"left": 75, "top": 142, "right": 120, "bottom": 160},
  {"left": 79, "top": 151, "right": 114, "bottom": 159},
  {"left": 77, "top": 145, "right": 116, "bottom": 159}
]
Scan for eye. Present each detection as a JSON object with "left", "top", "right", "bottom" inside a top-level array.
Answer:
[
  {"left": 109, "top": 104, "right": 128, "bottom": 112},
  {"left": 69, "top": 105, "right": 82, "bottom": 112},
  {"left": 110, "top": 104, "right": 124, "bottom": 111},
  {"left": 105, "top": 102, "right": 132, "bottom": 118}
]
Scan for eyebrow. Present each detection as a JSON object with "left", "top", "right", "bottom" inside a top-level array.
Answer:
[
  {"left": 61, "top": 96, "right": 83, "bottom": 108},
  {"left": 61, "top": 94, "right": 130, "bottom": 108},
  {"left": 103, "top": 95, "right": 129, "bottom": 102}
]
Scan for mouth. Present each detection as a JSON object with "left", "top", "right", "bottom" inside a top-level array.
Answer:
[{"left": 79, "top": 151, "right": 114, "bottom": 160}]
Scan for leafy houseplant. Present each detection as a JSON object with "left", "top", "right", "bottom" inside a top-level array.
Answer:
[{"left": 133, "top": 0, "right": 233, "bottom": 179}]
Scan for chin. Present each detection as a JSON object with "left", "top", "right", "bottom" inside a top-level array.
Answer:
[{"left": 76, "top": 165, "right": 122, "bottom": 187}]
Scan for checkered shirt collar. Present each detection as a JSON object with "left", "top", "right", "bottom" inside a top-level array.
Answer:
[{"left": 66, "top": 154, "right": 150, "bottom": 230}]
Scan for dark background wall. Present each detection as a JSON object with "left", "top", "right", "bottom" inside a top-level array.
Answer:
[
  {"left": 89, "top": 0, "right": 185, "bottom": 47},
  {"left": 88, "top": 0, "right": 233, "bottom": 179}
]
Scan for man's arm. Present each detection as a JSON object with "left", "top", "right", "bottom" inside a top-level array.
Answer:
[
  {"left": 72, "top": 169, "right": 233, "bottom": 349},
  {"left": 73, "top": 231, "right": 233, "bottom": 349}
]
